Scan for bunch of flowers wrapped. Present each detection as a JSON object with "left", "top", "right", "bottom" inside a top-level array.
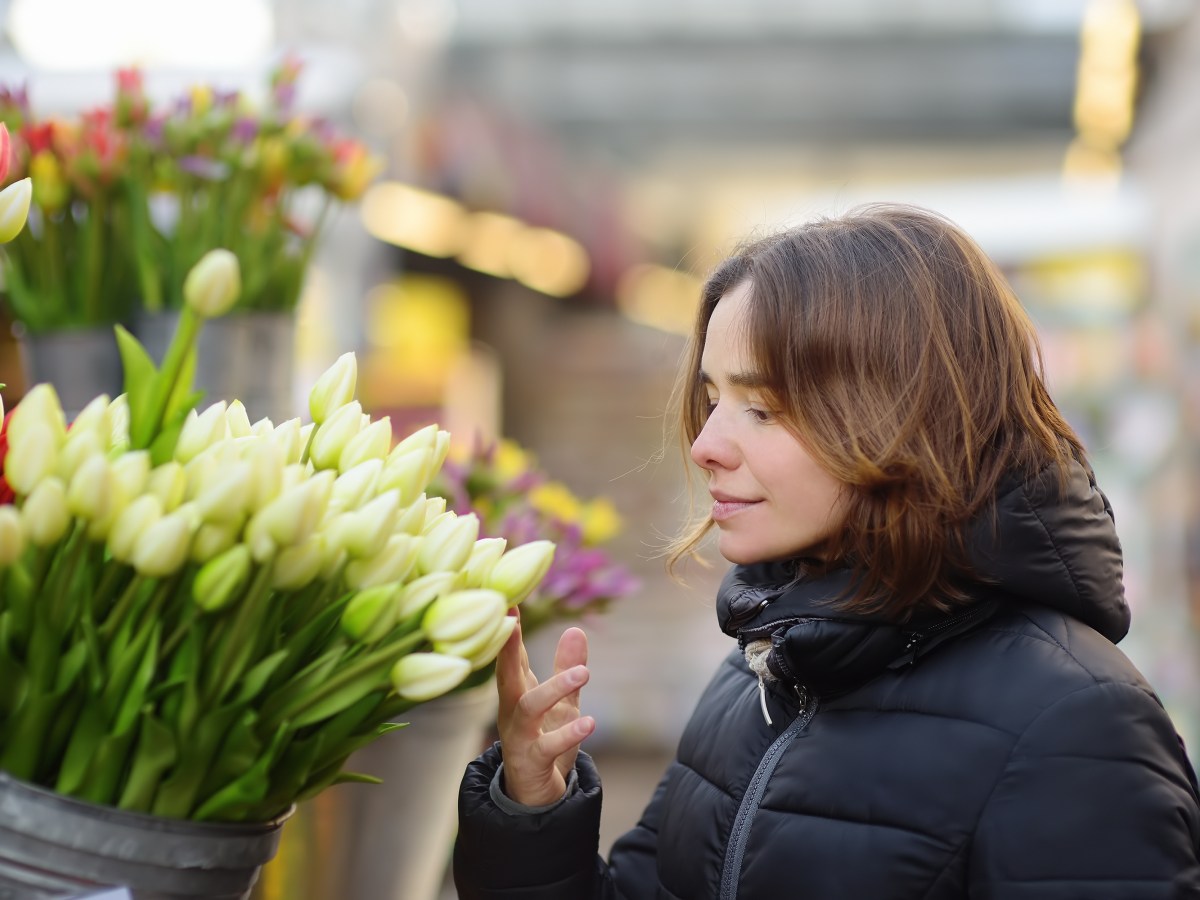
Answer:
[
  {"left": 0, "top": 58, "right": 382, "bottom": 332},
  {"left": 432, "top": 438, "right": 640, "bottom": 636},
  {"left": 0, "top": 247, "right": 552, "bottom": 823}
]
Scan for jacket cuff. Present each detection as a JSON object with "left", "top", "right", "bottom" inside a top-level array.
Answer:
[
  {"left": 490, "top": 762, "right": 580, "bottom": 815},
  {"left": 455, "top": 742, "right": 603, "bottom": 892}
]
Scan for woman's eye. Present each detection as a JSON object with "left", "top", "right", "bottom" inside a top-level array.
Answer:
[{"left": 748, "top": 407, "right": 774, "bottom": 423}]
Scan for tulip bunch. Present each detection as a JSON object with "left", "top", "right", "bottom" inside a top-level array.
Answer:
[
  {"left": 432, "top": 438, "right": 640, "bottom": 636},
  {"left": 0, "top": 59, "right": 383, "bottom": 333},
  {"left": 0, "top": 256, "right": 553, "bottom": 823}
]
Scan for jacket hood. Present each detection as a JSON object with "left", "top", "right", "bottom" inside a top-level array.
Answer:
[{"left": 717, "top": 460, "right": 1128, "bottom": 697}]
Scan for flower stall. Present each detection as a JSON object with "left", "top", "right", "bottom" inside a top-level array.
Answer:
[
  {"left": 0, "top": 215, "right": 556, "bottom": 897},
  {"left": 0, "top": 61, "right": 382, "bottom": 420}
]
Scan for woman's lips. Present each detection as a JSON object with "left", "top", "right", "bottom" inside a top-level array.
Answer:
[{"left": 711, "top": 498, "right": 760, "bottom": 522}]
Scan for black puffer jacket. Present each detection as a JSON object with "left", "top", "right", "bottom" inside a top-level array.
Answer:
[{"left": 455, "top": 465, "right": 1200, "bottom": 899}]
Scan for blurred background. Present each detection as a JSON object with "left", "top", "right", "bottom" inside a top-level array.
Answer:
[{"left": 0, "top": 0, "right": 1198, "bottom": 894}]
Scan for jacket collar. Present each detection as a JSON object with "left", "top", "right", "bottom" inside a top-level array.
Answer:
[{"left": 716, "top": 460, "right": 1127, "bottom": 698}]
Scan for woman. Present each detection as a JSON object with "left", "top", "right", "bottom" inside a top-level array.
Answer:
[{"left": 454, "top": 205, "right": 1200, "bottom": 898}]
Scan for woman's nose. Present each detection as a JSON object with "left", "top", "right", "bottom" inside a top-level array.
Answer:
[{"left": 690, "top": 410, "right": 735, "bottom": 471}]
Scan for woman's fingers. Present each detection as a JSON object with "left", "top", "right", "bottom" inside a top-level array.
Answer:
[
  {"left": 552, "top": 627, "right": 589, "bottom": 709},
  {"left": 535, "top": 714, "right": 596, "bottom": 763},
  {"left": 513, "top": 664, "right": 589, "bottom": 731}
]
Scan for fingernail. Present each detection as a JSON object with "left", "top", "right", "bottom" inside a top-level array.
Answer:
[
  {"left": 566, "top": 665, "right": 586, "bottom": 686},
  {"left": 575, "top": 717, "right": 593, "bottom": 736}
]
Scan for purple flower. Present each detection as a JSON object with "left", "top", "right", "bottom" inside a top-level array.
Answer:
[{"left": 231, "top": 117, "right": 259, "bottom": 144}]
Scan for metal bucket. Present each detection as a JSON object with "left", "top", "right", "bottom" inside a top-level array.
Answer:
[
  {"left": 19, "top": 327, "right": 124, "bottom": 420},
  {"left": 252, "top": 679, "right": 498, "bottom": 900},
  {"left": 134, "top": 311, "right": 297, "bottom": 424},
  {"left": 0, "top": 773, "right": 291, "bottom": 900}
]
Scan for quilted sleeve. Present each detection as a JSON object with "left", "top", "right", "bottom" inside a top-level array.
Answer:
[{"left": 970, "top": 681, "right": 1200, "bottom": 899}]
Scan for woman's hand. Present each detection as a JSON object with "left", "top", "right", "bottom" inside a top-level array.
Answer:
[{"left": 495, "top": 613, "right": 595, "bottom": 806}]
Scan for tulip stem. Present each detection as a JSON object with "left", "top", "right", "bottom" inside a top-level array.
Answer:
[
  {"left": 133, "top": 305, "right": 200, "bottom": 451},
  {"left": 99, "top": 573, "right": 145, "bottom": 640},
  {"left": 270, "top": 629, "right": 425, "bottom": 727},
  {"left": 300, "top": 422, "right": 318, "bottom": 466}
]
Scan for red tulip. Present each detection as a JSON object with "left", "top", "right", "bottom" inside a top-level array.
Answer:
[{"left": 0, "top": 123, "right": 10, "bottom": 184}]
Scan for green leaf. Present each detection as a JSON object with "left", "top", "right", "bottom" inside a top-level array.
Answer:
[
  {"left": 329, "top": 771, "right": 383, "bottom": 786},
  {"left": 78, "top": 726, "right": 138, "bottom": 807},
  {"left": 118, "top": 711, "right": 178, "bottom": 813},
  {"left": 112, "top": 624, "right": 161, "bottom": 736},
  {"left": 114, "top": 324, "right": 160, "bottom": 450},
  {"left": 53, "top": 640, "right": 89, "bottom": 696},
  {"left": 192, "top": 725, "right": 289, "bottom": 821},
  {"left": 148, "top": 388, "right": 204, "bottom": 466},
  {"left": 234, "top": 649, "right": 291, "bottom": 706},
  {"left": 0, "top": 648, "right": 26, "bottom": 720},
  {"left": 377, "top": 721, "right": 409, "bottom": 736},
  {"left": 198, "top": 710, "right": 263, "bottom": 801},
  {"left": 288, "top": 662, "right": 392, "bottom": 729},
  {"left": 151, "top": 703, "right": 244, "bottom": 819},
  {"left": 56, "top": 702, "right": 110, "bottom": 795}
]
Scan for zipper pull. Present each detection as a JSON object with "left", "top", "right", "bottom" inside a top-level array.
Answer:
[
  {"left": 903, "top": 631, "right": 924, "bottom": 665},
  {"left": 757, "top": 675, "right": 773, "bottom": 726}
]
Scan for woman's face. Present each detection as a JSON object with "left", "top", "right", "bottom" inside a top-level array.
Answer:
[{"left": 690, "top": 281, "right": 847, "bottom": 565}]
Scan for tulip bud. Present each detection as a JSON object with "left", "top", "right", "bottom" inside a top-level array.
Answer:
[
  {"left": 395, "top": 571, "right": 457, "bottom": 620},
  {"left": 308, "top": 401, "right": 363, "bottom": 471},
  {"left": 308, "top": 352, "right": 357, "bottom": 425},
  {"left": 107, "top": 393, "right": 131, "bottom": 451},
  {"left": 416, "top": 512, "right": 479, "bottom": 575},
  {"left": 175, "top": 402, "right": 228, "bottom": 464},
  {"left": 111, "top": 451, "right": 151, "bottom": 499},
  {"left": 462, "top": 537, "right": 507, "bottom": 588},
  {"left": 0, "top": 504, "right": 26, "bottom": 566},
  {"left": 390, "top": 423, "right": 439, "bottom": 459},
  {"left": 193, "top": 460, "right": 252, "bottom": 525},
  {"left": 244, "top": 470, "right": 333, "bottom": 561},
  {"left": 109, "top": 495, "right": 163, "bottom": 563},
  {"left": 392, "top": 495, "right": 427, "bottom": 536},
  {"left": 194, "top": 544, "right": 252, "bottom": 612},
  {"left": 67, "top": 453, "right": 113, "bottom": 523},
  {"left": 69, "top": 394, "right": 112, "bottom": 438},
  {"left": 390, "top": 652, "right": 471, "bottom": 702},
  {"left": 324, "top": 488, "right": 400, "bottom": 559},
  {"left": 272, "top": 536, "right": 325, "bottom": 590},
  {"left": 341, "top": 582, "right": 401, "bottom": 643},
  {"left": 269, "top": 417, "right": 303, "bottom": 463},
  {"left": 225, "top": 400, "right": 253, "bottom": 438},
  {"left": 21, "top": 477, "right": 71, "bottom": 546},
  {"left": 378, "top": 448, "right": 435, "bottom": 507},
  {"left": 5, "top": 422, "right": 60, "bottom": 496},
  {"left": 432, "top": 429, "right": 451, "bottom": 476},
  {"left": 423, "top": 495, "right": 447, "bottom": 522},
  {"left": 344, "top": 533, "right": 420, "bottom": 589},
  {"left": 0, "top": 176, "right": 32, "bottom": 244},
  {"left": 339, "top": 417, "right": 393, "bottom": 473},
  {"left": 7, "top": 384, "right": 66, "bottom": 447},
  {"left": 56, "top": 427, "right": 104, "bottom": 484},
  {"left": 486, "top": 540, "right": 556, "bottom": 606},
  {"left": 146, "top": 461, "right": 188, "bottom": 511},
  {"left": 433, "top": 603, "right": 513, "bottom": 659},
  {"left": 423, "top": 588, "right": 506, "bottom": 646},
  {"left": 329, "top": 458, "right": 382, "bottom": 514},
  {"left": 191, "top": 522, "right": 238, "bottom": 564},
  {"left": 466, "top": 614, "right": 518, "bottom": 670},
  {"left": 183, "top": 248, "right": 241, "bottom": 318},
  {"left": 131, "top": 510, "right": 194, "bottom": 577},
  {"left": 242, "top": 440, "right": 285, "bottom": 513},
  {"left": 251, "top": 416, "right": 275, "bottom": 437}
]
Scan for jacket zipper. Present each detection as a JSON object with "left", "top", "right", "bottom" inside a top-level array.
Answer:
[
  {"left": 899, "top": 600, "right": 998, "bottom": 664},
  {"left": 718, "top": 696, "right": 820, "bottom": 900}
]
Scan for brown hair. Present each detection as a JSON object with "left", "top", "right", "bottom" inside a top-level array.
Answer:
[{"left": 667, "top": 203, "right": 1087, "bottom": 618}]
